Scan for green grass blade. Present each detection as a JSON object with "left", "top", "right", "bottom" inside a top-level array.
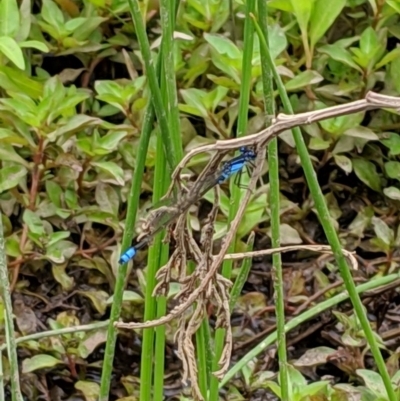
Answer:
[
  {"left": 221, "top": 273, "right": 400, "bottom": 387},
  {"left": 252, "top": 15, "right": 397, "bottom": 401},
  {"left": 208, "top": 0, "right": 257, "bottom": 399},
  {"left": 0, "top": 214, "right": 23, "bottom": 401},
  {"left": 256, "top": 2, "right": 290, "bottom": 400},
  {"left": 127, "top": 0, "right": 179, "bottom": 172},
  {"left": 140, "top": 136, "right": 170, "bottom": 401},
  {"left": 98, "top": 42, "right": 161, "bottom": 401}
]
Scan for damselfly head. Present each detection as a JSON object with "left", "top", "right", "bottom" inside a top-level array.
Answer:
[{"left": 239, "top": 146, "right": 256, "bottom": 160}]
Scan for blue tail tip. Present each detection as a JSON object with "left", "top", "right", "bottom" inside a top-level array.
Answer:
[{"left": 118, "top": 247, "right": 137, "bottom": 264}]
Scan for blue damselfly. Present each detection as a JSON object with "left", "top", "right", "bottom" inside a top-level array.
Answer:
[{"left": 118, "top": 147, "right": 256, "bottom": 264}]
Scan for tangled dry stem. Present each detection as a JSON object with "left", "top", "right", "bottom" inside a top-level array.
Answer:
[{"left": 115, "top": 91, "right": 399, "bottom": 400}]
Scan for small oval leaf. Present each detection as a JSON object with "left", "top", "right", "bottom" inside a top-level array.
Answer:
[
  {"left": 352, "top": 159, "right": 381, "bottom": 192},
  {"left": 22, "top": 354, "right": 63, "bottom": 373},
  {"left": 0, "top": 36, "right": 24, "bottom": 69}
]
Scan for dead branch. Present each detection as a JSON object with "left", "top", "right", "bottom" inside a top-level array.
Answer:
[{"left": 172, "top": 91, "right": 400, "bottom": 180}]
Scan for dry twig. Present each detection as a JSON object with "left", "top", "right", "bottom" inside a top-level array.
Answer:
[{"left": 115, "top": 91, "right": 399, "bottom": 395}]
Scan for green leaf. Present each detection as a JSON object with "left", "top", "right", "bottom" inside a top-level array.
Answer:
[
  {"left": 309, "top": 137, "right": 331, "bottom": 150},
  {"left": 264, "top": 381, "right": 281, "bottom": 398},
  {"left": 79, "top": 209, "right": 119, "bottom": 230},
  {"left": 387, "top": 0, "right": 400, "bottom": 13},
  {"left": 55, "top": 94, "right": 90, "bottom": 119},
  {"left": 238, "top": 192, "right": 268, "bottom": 237},
  {"left": 48, "top": 115, "right": 102, "bottom": 141},
  {"left": 359, "top": 27, "right": 379, "bottom": 58},
  {"left": 319, "top": 43, "right": 363, "bottom": 72},
  {"left": 372, "top": 217, "right": 394, "bottom": 247},
  {"left": 357, "top": 369, "right": 387, "bottom": 397},
  {"left": 46, "top": 240, "right": 77, "bottom": 263},
  {"left": 72, "top": 16, "right": 107, "bottom": 41},
  {"left": 352, "top": 159, "right": 381, "bottom": 192},
  {"left": 78, "top": 290, "right": 108, "bottom": 315},
  {"left": 47, "top": 231, "right": 71, "bottom": 246},
  {"left": 80, "top": 257, "right": 115, "bottom": 290},
  {"left": 52, "top": 264, "right": 74, "bottom": 291},
  {"left": 19, "top": 40, "right": 49, "bottom": 52},
  {"left": 0, "top": 144, "right": 29, "bottom": 166},
  {"left": 267, "top": 0, "right": 293, "bottom": 12},
  {"left": 0, "top": 36, "right": 24, "bottom": 69},
  {"left": 207, "top": 75, "right": 239, "bottom": 90},
  {"left": 298, "top": 381, "right": 329, "bottom": 399},
  {"left": 41, "top": 0, "right": 64, "bottom": 29},
  {"left": 0, "top": 165, "right": 27, "bottom": 193},
  {"left": 77, "top": 329, "right": 107, "bottom": 359},
  {"left": 37, "top": 21, "right": 60, "bottom": 40},
  {"left": 64, "top": 188, "right": 78, "bottom": 210},
  {"left": 0, "top": 0, "right": 20, "bottom": 36},
  {"left": 389, "top": 56, "right": 400, "bottom": 93},
  {"left": 367, "top": 0, "right": 377, "bottom": 14},
  {"left": 95, "top": 80, "right": 123, "bottom": 96},
  {"left": 95, "top": 183, "right": 119, "bottom": 215},
  {"left": 97, "top": 131, "right": 127, "bottom": 151},
  {"left": 23, "top": 209, "right": 45, "bottom": 235},
  {"left": 204, "top": 33, "right": 242, "bottom": 59},
  {"left": 96, "top": 94, "right": 125, "bottom": 112},
  {"left": 348, "top": 206, "right": 373, "bottom": 237},
  {"left": 64, "top": 17, "right": 87, "bottom": 33},
  {"left": 375, "top": 47, "right": 400, "bottom": 69},
  {"left": 209, "top": 49, "right": 241, "bottom": 82},
  {"left": 320, "top": 111, "right": 364, "bottom": 136},
  {"left": 178, "top": 103, "right": 205, "bottom": 118},
  {"left": 385, "top": 161, "right": 400, "bottom": 181},
  {"left": 1, "top": 95, "right": 39, "bottom": 126},
  {"left": 309, "top": 0, "right": 346, "bottom": 48},
  {"left": 351, "top": 27, "right": 384, "bottom": 72},
  {"left": 75, "top": 381, "right": 100, "bottom": 401},
  {"left": 15, "top": 0, "right": 31, "bottom": 42},
  {"left": 267, "top": 24, "right": 288, "bottom": 59},
  {"left": 5, "top": 234, "right": 21, "bottom": 257},
  {"left": 381, "top": 132, "right": 400, "bottom": 156},
  {"left": 0, "top": 66, "right": 43, "bottom": 98},
  {"left": 86, "top": 0, "right": 106, "bottom": 7},
  {"left": 294, "top": 347, "right": 336, "bottom": 368},
  {"left": 22, "top": 354, "right": 63, "bottom": 373},
  {"left": 0, "top": 128, "right": 28, "bottom": 146},
  {"left": 289, "top": 0, "right": 315, "bottom": 34},
  {"left": 343, "top": 126, "right": 379, "bottom": 140},
  {"left": 285, "top": 70, "right": 323, "bottom": 91},
  {"left": 278, "top": 224, "right": 303, "bottom": 245},
  {"left": 45, "top": 181, "right": 61, "bottom": 208},
  {"left": 334, "top": 155, "right": 352, "bottom": 174},
  {"left": 108, "top": 290, "right": 143, "bottom": 304},
  {"left": 383, "top": 186, "right": 400, "bottom": 200},
  {"left": 180, "top": 88, "right": 208, "bottom": 117},
  {"left": 1, "top": 93, "right": 36, "bottom": 115},
  {"left": 288, "top": 364, "right": 308, "bottom": 387},
  {"left": 205, "top": 85, "right": 229, "bottom": 112},
  {"left": 91, "top": 161, "right": 124, "bottom": 185}
]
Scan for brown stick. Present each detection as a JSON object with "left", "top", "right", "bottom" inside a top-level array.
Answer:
[{"left": 172, "top": 91, "right": 400, "bottom": 179}]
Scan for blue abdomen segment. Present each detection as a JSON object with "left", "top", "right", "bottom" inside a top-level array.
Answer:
[
  {"left": 218, "top": 159, "right": 246, "bottom": 183},
  {"left": 118, "top": 247, "right": 137, "bottom": 264},
  {"left": 218, "top": 147, "right": 256, "bottom": 183}
]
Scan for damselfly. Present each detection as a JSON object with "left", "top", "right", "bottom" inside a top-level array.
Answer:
[
  {"left": 217, "top": 147, "right": 256, "bottom": 183},
  {"left": 118, "top": 147, "right": 256, "bottom": 264}
]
